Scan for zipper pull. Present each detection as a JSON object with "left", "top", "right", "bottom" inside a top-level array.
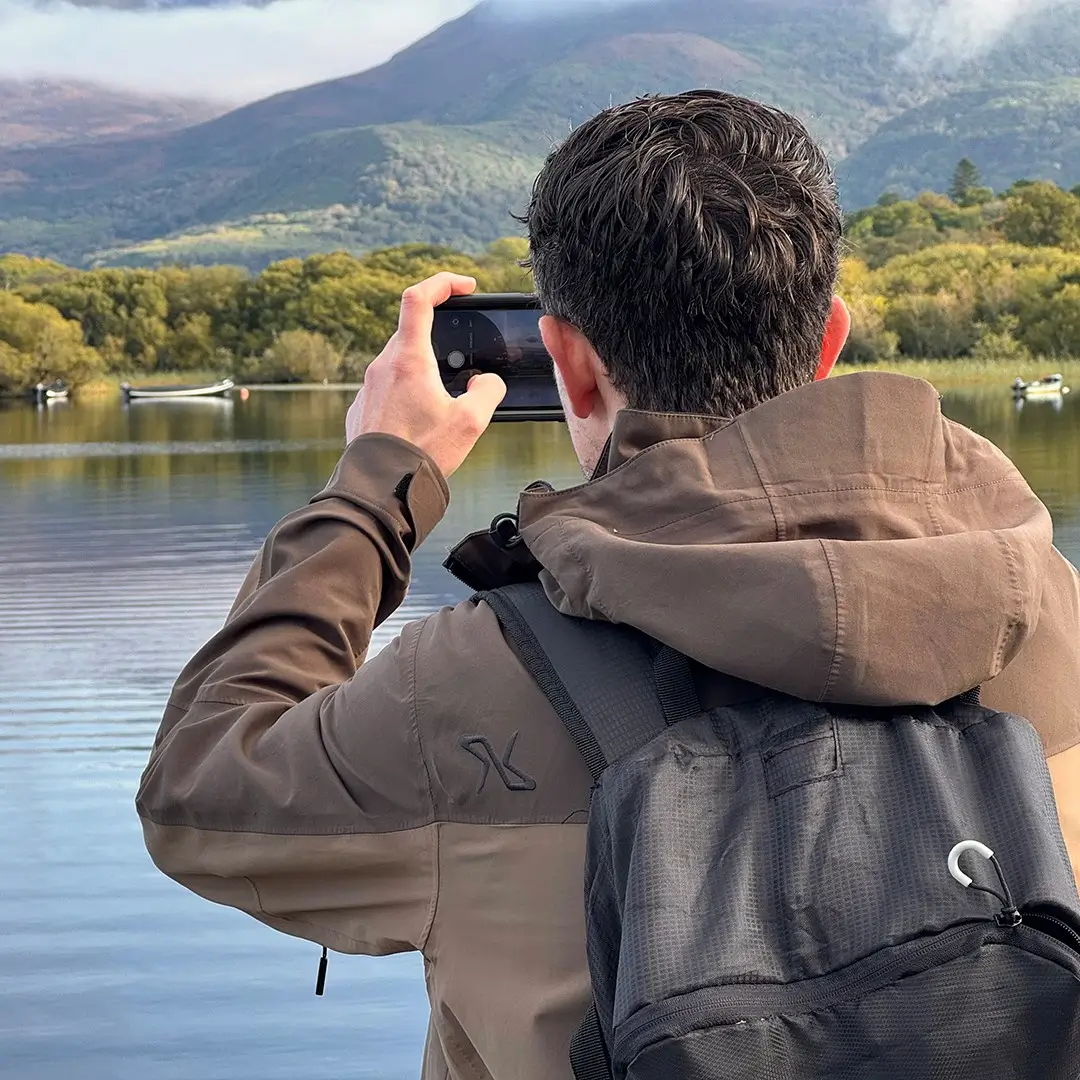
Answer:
[
  {"left": 948, "top": 840, "right": 1022, "bottom": 928},
  {"left": 490, "top": 513, "right": 523, "bottom": 549},
  {"left": 315, "top": 946, "right": 328, "bottom": 996}
]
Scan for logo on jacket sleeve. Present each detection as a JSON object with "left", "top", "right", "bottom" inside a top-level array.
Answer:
[{"left": 459, "top": 732, "right": 537, "bottom": 793}]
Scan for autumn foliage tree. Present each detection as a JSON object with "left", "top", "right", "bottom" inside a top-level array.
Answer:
[{"left": 4, "top": 177, "right": 1080, "bottom": 395}]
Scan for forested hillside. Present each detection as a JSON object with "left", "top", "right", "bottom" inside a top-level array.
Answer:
[
  {"left": 2, "top": 174, "right": 1079, "bottom": 397},
  {"left": 3, "top": 0, "right": 1080, "bottom": 268}
]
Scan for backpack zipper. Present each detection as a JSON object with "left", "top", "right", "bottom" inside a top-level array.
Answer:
[
  {"left": 616, "top": 913, "right": 1080, "bottom": 1059},
  {"left": 616, "top": 921, "right": 983, "bottom": 1052},
  {"left": 1024, "top": 911, "right": 1080, "bottom": 951}
]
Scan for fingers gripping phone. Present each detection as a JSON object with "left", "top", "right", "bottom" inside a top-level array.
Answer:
[{"left": 433, "top": 294, "right": 564, "bottom": 422}]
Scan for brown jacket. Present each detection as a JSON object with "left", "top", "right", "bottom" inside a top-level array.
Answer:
[{"left": 138, "top": 372, "right": 1080, "bottom": 1080}]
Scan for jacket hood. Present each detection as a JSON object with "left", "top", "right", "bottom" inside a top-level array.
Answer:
[{"left": 517, "top": 372, "right": 1056, "bottom": 707}]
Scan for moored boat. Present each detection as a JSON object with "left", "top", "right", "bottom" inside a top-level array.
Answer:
[
  {"left": 33, "top": 380, "right": 69, "bottom": 405},
  {"left": 1012, "top": 373, "right": 1071, "bottom": 398},
  {"left": 121, "top": 378, "right": 235, "bottom": 401}
]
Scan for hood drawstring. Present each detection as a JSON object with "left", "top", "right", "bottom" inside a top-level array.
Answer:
[{"left": 315, "top": 946, "right": 328, "bottom": 996}]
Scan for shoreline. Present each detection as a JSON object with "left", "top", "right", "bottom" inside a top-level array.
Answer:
[
  {"left": 243, "top": 383, "right": 364, "bottom": 392},
  {"left": 11, "top": 359, "right": 1080, "bottom": 403}
]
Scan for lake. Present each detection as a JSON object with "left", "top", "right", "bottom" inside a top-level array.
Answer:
[{"left": 1, "top": 384, "right": 1078, "bottom": 1080}]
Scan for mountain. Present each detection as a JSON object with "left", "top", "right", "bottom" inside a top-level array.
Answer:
[
  {"left": 3, "top": 0, "right": 1080, "bottom": 269},
  {"left": 0, "top": 79, "right": 226, "bottom": 149},
  {"left": 837, "top": 79, "right": 1080, "bottom": 209}
]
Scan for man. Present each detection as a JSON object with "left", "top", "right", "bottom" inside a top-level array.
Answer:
[{"left": 137, "top": 91, "right": 1080, "bottom": 1080}]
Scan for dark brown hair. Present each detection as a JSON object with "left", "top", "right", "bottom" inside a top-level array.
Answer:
[{"left": 524, "top": 90, "right": 843, "bottom": 416}]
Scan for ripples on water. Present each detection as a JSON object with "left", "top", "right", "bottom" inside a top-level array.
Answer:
[
  {"left": 0, "top": 387, "right": 1077, "bottom": 1079},
  {"left": 0, "top": 393, "right": 580, "bottom": 1080}
]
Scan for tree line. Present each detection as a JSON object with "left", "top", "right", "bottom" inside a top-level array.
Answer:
[
  {"left": 0, "top": 239, "right": 533, "bottom": 394},
  {"left": 1, "top": 164, "right": 1080, "bottom": 395},
  {"left": 842, "top": 163, "right": 1080, "bottom": 365}
]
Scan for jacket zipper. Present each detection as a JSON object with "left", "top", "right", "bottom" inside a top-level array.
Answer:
[{"left": 617, "top": 913, "right": 1080, "bottom": 1058}]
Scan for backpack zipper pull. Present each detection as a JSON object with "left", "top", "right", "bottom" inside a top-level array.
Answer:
[
  {"left": 948, "top": 840, "right": 1022, "bottom": 928},
  {"left": 315, "top": 946, "right": 328, "bottom": 996}
]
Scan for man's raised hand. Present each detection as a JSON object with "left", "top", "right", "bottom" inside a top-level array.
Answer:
[{"left": 345, "top": 273, "right": 507, "bottom": 478}]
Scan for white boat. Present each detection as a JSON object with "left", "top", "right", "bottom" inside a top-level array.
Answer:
[
  {"left": 1012, "top": 373, "right": 1071, "bottom": 398},
  {"left": 33, "top": 381, "right": 69, "bottom": 404},
  {"left": 121, "top": 378, "right": 235, "bottom": 401}
]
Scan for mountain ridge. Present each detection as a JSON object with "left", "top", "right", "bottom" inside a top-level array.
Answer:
[
  {"left": 3, "top": 0, "right": 1080, "bottom": 268},
  {"left": 0, "top": 78, "right": 226, "bottom": 149}
]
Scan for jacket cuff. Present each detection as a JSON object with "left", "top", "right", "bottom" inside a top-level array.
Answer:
[{"left": 316, "top": 434, "right": 451, "bottom": 551}]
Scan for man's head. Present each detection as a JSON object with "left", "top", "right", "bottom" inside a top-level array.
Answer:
[{"left": 525, "top": 89, "right": 849, "bottom": 472}]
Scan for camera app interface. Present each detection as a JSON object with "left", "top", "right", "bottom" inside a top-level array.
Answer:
[{"left": 435, "top": 308, "right": 551, "bottom": 385}]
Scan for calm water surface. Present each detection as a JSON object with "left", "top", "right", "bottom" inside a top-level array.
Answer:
[{"left": 1, "top": 385, "right": 1078, "bottom": 1080}]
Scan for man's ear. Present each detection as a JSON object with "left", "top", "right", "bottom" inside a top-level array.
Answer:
[
  {"left": 815, "top": 295, "right": 851, "bottom": 382},
  {"left": 540, "top": 315, "right": 601, "bottom": 419}
]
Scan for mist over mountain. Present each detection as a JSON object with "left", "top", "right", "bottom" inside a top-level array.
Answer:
[
  {"left": 2, "top": 0, "right": 1080, "bottom": 268},
  {"left": 0, "top": 79, "right": 225, "bottom": 148}
]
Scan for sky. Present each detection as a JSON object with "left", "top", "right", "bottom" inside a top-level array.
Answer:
[
  {"left": 0, "top": 0, "right": 1075, "bottom": 105},
  {"left": 0, "top": 0, "right": 478, "bottom": 103}
]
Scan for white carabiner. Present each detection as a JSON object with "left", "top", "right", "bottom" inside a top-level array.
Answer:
[{"left": 948, "top": 840, "right": 995, "bottom": 888}]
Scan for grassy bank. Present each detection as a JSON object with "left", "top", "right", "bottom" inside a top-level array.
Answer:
[
  {"left": 243, "top": 382, "right": 363, "bottom": 392},
  {"left": 836, "top": 358, "right": 1080, "bottom": 391},
  {"left": 61, "top": 357, "right": 1080, "bottom": 402},
  {"left": 79, "top": 373, "right": 368, "bottom": 399}
]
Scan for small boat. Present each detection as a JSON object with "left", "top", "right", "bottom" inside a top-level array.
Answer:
[
  {"left": 33, "top": 380, "right": 69, "bottom": 405},
  {"left": 1012, "top": 373, "right": 1071, "bottom": 398},
  {"left": 121, "top": 378, "right": 235, "bottom": 401}
]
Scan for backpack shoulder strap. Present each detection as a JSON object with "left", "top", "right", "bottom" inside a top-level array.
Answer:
[{"left": 475, "top": 581, "right": 700, "bottom": 781}]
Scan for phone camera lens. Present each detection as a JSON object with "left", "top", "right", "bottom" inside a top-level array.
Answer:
[{"left": 447, "top": 350, "right": 466, "bottom": 370}]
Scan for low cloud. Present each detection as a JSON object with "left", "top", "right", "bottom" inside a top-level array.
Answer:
[
  {"left": 0, "top": 0, "right": 475, "bottom": 103},
  {"left": 5, "top": 0, "right": 1078, "bottom": 106},
  {"left": 882, "top": 0, "right": 1078, "bottom": 68}
]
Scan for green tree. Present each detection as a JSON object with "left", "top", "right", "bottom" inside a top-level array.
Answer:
[
  {"left": 949, "top": 159, "right": 980, "bottom": 204},
  {"left": 969, "top": 316, "right": 1033, "bottom": 364},
  {"left": 30, "top": 269, "right": 169, "bottom": 371},
  {"left": 258, "top": 330, "right": 343, "bottom": 384},
  {"left": 1001, "top": 182, "right": 1080, "bottom": 251},
  {"left": 884, "top": 290, "right": 980, "bottom": 358},
  {"left": 0, "top": 292, "right": 104, "bottom": 393},
  {"left": 846, "top": 200, "right": 941, "bottom": 267},
  {"left": 838, "top": 258, "right": 899, "bottom": 364},
  {"left": 0, "top": 254, "right": 72, "bottom": 292},
  {"left": 476, "top": 238, "right": 534, "bottom": 292},
  {"left": 1019, "top": 283, "right": 1080, "bottom": 356},
  {"left": 947, "top": 159, "right": 994, "bottom": 208},
  {"left": 165, "top": 313, "right": 220, "bottom": 371}
]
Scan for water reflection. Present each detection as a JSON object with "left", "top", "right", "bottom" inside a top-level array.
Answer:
[
  {"left": 0, "top": 390, "right": 583, "bottom": 1080},
  {"left": 940, "top": 388, "right": 1080, "bottom": 528},
  {"left": 0, "top": 384, "right": 1077, "bottom": 1080}
]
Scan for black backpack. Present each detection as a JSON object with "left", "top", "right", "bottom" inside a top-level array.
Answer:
[{"left": 478, "top": 581, "right": 1080, "bottom": 1080}]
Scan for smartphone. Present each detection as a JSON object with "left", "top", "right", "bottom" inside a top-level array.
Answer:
[{"left": 433, "top": 294, "right": 563, "bottom": 422}]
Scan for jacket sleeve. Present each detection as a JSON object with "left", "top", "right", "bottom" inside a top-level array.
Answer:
[{"left": 136, "top": 433, "right": 449, "bottom": 957}]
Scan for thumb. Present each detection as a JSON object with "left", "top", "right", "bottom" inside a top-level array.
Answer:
[{"left": 459, "top": 372, "right": 507, "bottom": 426}]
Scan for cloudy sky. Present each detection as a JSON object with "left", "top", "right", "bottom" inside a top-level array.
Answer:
[
  {"left": 0, "top": 0, "right": 1073, "bottom": 105},
  {"left": 0, "top": 0, "right": 479, "bottom": 103}
]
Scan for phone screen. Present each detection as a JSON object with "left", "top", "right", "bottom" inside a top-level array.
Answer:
[{"left": 433, "top": 300, "right": 563, "bottom": 421}]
